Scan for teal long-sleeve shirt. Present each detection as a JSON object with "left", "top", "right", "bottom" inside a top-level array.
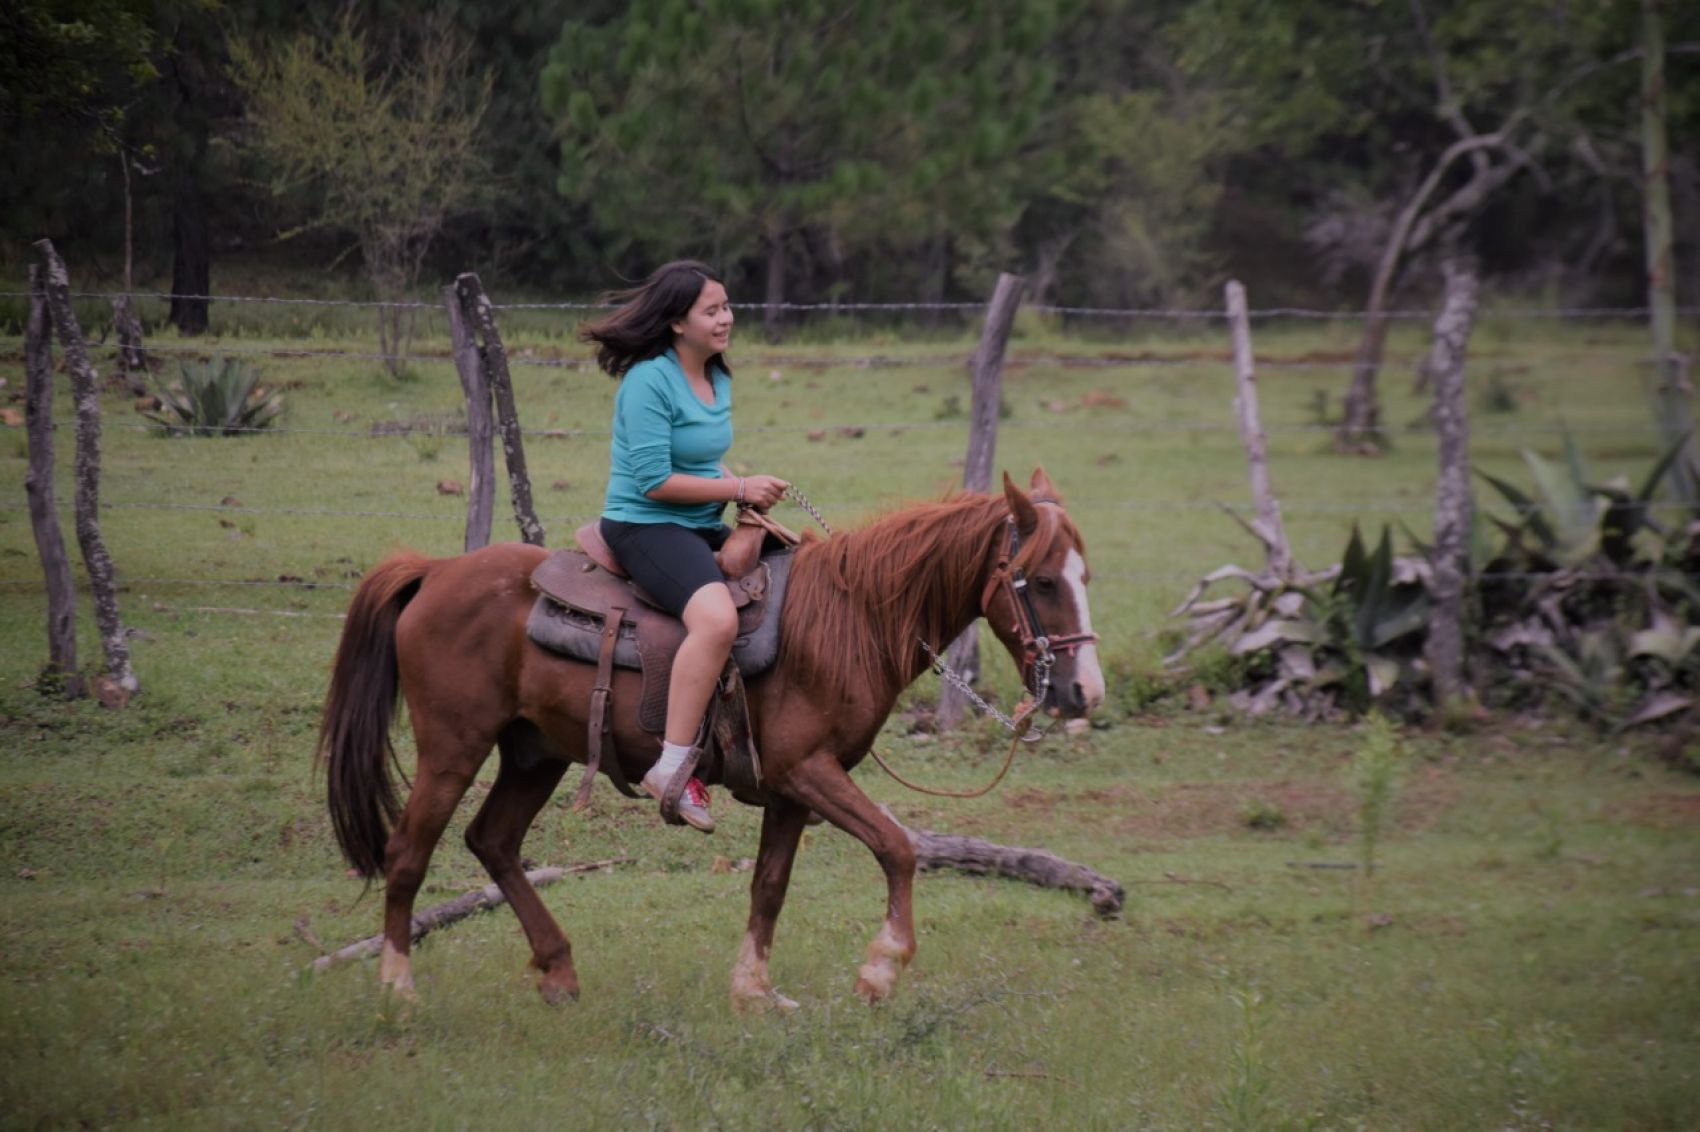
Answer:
[{"left": 601, "top": 348, "right": 733, "bottom": 528}]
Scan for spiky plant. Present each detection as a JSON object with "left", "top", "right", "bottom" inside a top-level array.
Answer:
[{"left": 146, "top": 357, "right": 284, "bottom": 436}]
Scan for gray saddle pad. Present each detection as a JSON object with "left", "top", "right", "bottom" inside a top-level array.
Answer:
[{"left": 526, "top": 550, "right": 795, "bottom": 679}]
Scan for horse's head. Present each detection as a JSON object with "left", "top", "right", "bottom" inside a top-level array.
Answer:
[{"left": 980, "top": 468, "right": 1105, "bottom": 719}]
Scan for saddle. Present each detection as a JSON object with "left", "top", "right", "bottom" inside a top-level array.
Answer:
[{"left": 525, "top": 510, "right": 800, "bottom": 814}]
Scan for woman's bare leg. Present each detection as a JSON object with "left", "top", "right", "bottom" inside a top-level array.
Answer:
[{"left": 664, "top": 582, "right": 738, "bottom": 746}]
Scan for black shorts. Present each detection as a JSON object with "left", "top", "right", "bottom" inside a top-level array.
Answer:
[{"left": 599, "top": 518, "right": 730, "bottom": 616}]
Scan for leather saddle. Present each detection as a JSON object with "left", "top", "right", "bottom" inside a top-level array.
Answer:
[{"left": 524, "top": 511, "right": 800, "bottom": 810}]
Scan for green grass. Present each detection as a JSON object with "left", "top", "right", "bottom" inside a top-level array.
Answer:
[{"left": 2, "top": 309, "right": 1698, "bottom": 1128}]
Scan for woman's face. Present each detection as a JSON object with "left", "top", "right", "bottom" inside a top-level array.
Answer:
[{"left": 671, "top": 280, "right": 734, "bottom": 358}]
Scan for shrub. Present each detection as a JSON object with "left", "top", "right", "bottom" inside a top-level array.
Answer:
[{"left": 1241, "top": 798, "right": 1288, "bottom": 831}]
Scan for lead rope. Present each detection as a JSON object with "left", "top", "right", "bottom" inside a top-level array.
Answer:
[
  {"left": 782, "top": 484, "right": 1046, "bottom": 799},
  {"left": 782, "top": 483, "right": 834, "bottom": 536}
]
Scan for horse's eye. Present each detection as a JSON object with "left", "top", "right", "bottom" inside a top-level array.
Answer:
[{"left": 1032, "top": 576, "right": 1057, "bottom": 594}]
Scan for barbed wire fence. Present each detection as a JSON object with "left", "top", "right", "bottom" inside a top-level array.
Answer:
[{"left": 6, "top": 270, "right": 1691, "bottom": 630}]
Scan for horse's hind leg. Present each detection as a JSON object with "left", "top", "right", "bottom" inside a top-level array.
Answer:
[
  {"left": 380, "top": 739, "right": 485, "bottom": 999},
  {"left": 464, "top": 726, "right": 577, "bottom": 1003},
  {"left": 779, "top": 754, "right": 918, "bottom": 1004},
  {"left": 731, "top": 798, "right": 810, "bottom": 1013}
]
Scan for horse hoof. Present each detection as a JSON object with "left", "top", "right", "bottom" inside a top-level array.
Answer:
[
  {"left": 538, "top": 977, "right": 580, "bottom": 1005},
  {"left": 854, "top": 972, "right": 896, "bottom": 1004},
  {"left": 380, "top": 979, "right": 420, "bottom": 1005}
]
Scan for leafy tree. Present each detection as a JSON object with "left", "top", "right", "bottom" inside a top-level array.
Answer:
[
  {"left": 229, "top": 13, "right": 490, "bottom": 372},
  {"left": 542, "top": 0, "right": 1063, "bottom": 333},
  {"left": 1177, "top": 0, "right": 1682, "bottom": 447},
  {"left": 0, "top": 1, "right": 159, "bottom": 271},
  {"left": 1011, "top": 0, "right": 1242, "bottom": 308}
]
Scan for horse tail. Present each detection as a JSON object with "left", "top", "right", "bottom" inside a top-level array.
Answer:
[{"left": 318, "top": 552, "right": 431, "bottom": 879}]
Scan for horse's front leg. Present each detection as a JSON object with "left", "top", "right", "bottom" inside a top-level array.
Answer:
[
  {"left": 779, "top": 753, "right": 917, "bottom": 1003},
  {"left": 731, "top": 798, "right": 811, "bottom": 1013}
]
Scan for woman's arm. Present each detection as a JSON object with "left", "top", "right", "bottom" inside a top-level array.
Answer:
[
  {"left": 644, "top": 473, "right": 740, "bottom": 504},
  {"left": 646, "top": 472, "right": 788, "bottom": 509}
]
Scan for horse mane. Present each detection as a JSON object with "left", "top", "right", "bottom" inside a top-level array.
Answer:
[{"left": 777, "top": 491, "right": 1082, "bottom": 699}]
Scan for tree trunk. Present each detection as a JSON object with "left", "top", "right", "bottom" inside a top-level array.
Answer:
[
  {"left": 1338, "top": 130, "right": 1517, "bottom": 450},
  {"left": 764, "top": 226, "right": 787, "bottom": 343},
  {"left": 168, "top": 178, "right": 210, "bottom": 336},
  {"left": 1030, "top": 231, "right": 1076, "bottom": 310},
  {"left": 112, "top": 295, "right": 148, "bottom": 395},
  {"left": 120, "top": 150, "right": 135, "bottom": 294},
  {"left": 1423, "top": 260, "right": 1480, "bottom": 707},
  {"left": 23, "top": 265, "right": 84, "bottom": 699},
  {"left": 35, "top": 240, "right": 139, "bottom": 699},
  {"left": 937, "top": 273, "right": 1026, "bottom": 730},
  {"left": 1641, "top": 0, "right": 1699, "bottom": 505},
  {"left": 920, "top": 233, "right": 952, "bottom": 327}
]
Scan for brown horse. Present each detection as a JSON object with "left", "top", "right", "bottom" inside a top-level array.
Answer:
[{"left": 319, "top": 467, "right": 1103, "bottom": 1008}]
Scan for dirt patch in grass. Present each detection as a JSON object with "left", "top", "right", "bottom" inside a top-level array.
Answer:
[
  {"left": 1002, "top": 767, "right": 1461, "bottom": 840},
  {"left": 1609, "top": 793, "right": 1700, "bottom": 830}
]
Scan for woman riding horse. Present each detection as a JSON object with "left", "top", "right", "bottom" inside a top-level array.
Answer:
[{"left": 319, "top": 468, "right": 1103, "bottom": 1008}]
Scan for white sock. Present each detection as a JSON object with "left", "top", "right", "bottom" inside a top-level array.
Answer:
[{"left": 652, "top": 740, "right": 693, "bottom": 782}]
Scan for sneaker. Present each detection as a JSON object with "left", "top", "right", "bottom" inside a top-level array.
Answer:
[{"left": 641, "top": 767, "right": 716, "bottom": 834}]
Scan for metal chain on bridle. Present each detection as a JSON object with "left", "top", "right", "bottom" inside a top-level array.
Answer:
[{"left": 780, "top": 484, "right": 1053, "bottom": 799}]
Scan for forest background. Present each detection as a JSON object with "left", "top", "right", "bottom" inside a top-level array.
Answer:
[{"left": 5, "top": 0, "right": 1699, "bottom": 327}]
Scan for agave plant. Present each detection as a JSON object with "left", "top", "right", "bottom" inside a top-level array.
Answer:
[
  {"left": 1477, "top": 432, "right": 1700, "bottom": 730},
  {"left": 146, "top": 357, "right": 285, "bottom": 436},
  {"left": 1169, "top": 524, "right": 1429, "bottom": 717},
  {"left": 1172, "top": 430, "right": 1700, "bottom": 730}
]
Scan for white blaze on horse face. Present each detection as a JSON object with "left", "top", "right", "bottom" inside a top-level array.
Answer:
[{"left": 1062, "top": 549, "right": 1105, "bottom": 711}]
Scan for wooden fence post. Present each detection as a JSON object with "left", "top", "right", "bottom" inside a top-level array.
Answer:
[
  {"left": 1423, "top": 259, "right": 1480, "bottom": 707},
  {"left": 445, "top": 283, "right": 495, "bottom": 551},
  {"left": 454, "top": 273, "right": 545, "bottom": 546},
  {"left": 1224, "top": 281, "right": 1292, "bottom": 578},
  {"left": 23, "top": 264, "right": 85, "bottom": 699},
  {"left": 35, "top": 239, "right": 139, "bottom": 700},
  {"left": 937, "top": 272, "right": 1025, "bottom": 729}
]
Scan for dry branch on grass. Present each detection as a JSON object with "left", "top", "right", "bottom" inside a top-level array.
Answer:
[
  {"left": 307, "top": 858, "right": 632, "bottom": 973},
  {"left": 881, "top": 806, "right": 1124, "bottom": 917}
]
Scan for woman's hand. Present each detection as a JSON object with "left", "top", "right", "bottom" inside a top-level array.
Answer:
[{"left": 736, "top": 473, "right": 789, "bottom": 511}]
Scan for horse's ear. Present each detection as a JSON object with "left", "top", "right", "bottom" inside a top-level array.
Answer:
[
  {"left": 1029, "top": 466, "right": 1060, "bottom": 502},
  {"left": 1003, "top": 471, "right": 1039, "bottom": 535}
]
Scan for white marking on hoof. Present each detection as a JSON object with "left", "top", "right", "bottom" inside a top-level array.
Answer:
[
  {"left": 855, "top": 924, "right": 911, "bottom": 1002},
  {"left": 730, "top": 933, "right": 779, "bottom": 1010},
  {"left": 379, "top": 940, "right": 417, "bottom": 1000}
]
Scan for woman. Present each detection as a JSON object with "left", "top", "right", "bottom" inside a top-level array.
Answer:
[{"left": 580, "top": 261, "right": 788, "bottom": 833}]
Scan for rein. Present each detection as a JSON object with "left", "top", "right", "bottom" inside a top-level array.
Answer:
[
  {"left": 781, "top": 485, "right": 1095, "bottom": 800},
  {"left": 865, "top": 708, "right": 1035, "bottom": 798}
]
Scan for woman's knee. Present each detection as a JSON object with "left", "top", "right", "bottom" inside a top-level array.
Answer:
[{"left": 681, "top": 584, "right": 738, "bottom": 649}]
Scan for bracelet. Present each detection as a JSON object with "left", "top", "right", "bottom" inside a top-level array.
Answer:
[{"left": 736, "top": 477, "right": 747, "bottom": 505}]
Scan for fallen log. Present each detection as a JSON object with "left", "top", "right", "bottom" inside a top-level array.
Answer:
[
  {"left": 309, "top": 858, "right": 633, "bottom": 973},
  {"left": 881, "top": 807, "right": 1124, "bottom": 918}
]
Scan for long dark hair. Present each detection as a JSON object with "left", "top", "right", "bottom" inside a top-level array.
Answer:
[{"left": 578, "top": 260, "right": 732, "bottom": 379}]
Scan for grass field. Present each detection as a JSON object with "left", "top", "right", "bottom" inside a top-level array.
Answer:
[{"left": 2, "top": 300, "right": 1698, "bottom": 1128}]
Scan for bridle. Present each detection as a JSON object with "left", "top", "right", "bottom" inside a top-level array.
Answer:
[{"left": 978, "top": 502, "right": 1100, "bottom": 708}]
